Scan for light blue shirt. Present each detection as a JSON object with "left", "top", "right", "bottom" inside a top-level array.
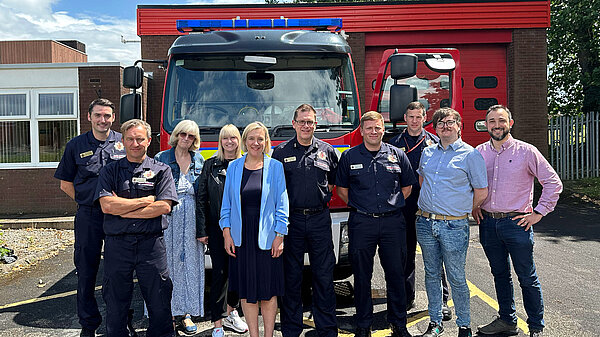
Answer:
[
  {"left": 219, "top": 154, "right": 289, "bottom": 250},
  {"left": 417, "top": 138, "right": 487, "bottom": 216}
]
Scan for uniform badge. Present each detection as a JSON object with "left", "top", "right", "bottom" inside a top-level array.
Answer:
[
  {"left": 426, "top": 139, "right": 434, "bottom": 146},
  {"left": 399, "top": 147, "right": 406, "bottom": 152},
  {"left": 132, "top": 177, "right": 147, "bottom": 183},
  {"left": 350, "top": 164, "right": 363, "bottom": 170},
  {"left": 114, "top": 141, "right": 124, "bottom": 151},
  {"left": 284, "top": 156, "right": 296, "bottom": 163},
  {"left": 142, "top": 170, "right": 155, "bottom": 179},
  {"left": 317, "top": 150, "right": 327, "bottom": 160},
  {"left": 79, "top": 150, "right": 93, "bottom": 158},
  {"left": 388, "top": 154, "right": 398, "bottom": 163}
]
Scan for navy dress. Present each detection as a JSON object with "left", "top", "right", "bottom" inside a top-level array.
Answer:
[{"left": 229, "top": 167, "right": 284, "bottom": 303}]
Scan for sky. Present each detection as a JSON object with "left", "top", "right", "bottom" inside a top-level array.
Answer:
[{"left": 0, "top": 0, "right": 268, "bottom": 66}]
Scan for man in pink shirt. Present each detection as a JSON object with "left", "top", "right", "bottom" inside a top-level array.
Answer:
[{"left": 473, "top": 105, "right": 562, "bottom": 337}]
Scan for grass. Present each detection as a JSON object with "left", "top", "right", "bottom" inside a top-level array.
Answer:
[{"left": 562, "top": 177, "right": 600, "bottom": 201}]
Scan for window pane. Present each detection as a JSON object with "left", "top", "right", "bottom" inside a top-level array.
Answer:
[
  {"left": 39, "top": 93, "right": 74, "bottom": 116},
  {"left": 38, "top": 120, "right": 78, "bottom": 162},
  {"left": 0, "top": 121, "right": 31, "bottom": 163},
  {"left": 0, "top": 94, "right": 27, "bottom": 117}
]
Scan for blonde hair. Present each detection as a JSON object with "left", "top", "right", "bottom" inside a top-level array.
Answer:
[
  {"left": 241, "top": 121, "right": 270, "bottom": 154},
  {"left": 360, "top": 111, "right": 384, "bottom": 127},
  {"left": 121, "top": 119, "right": 151, "bottom": 138},
  {"left": 216, "top": 124, "right": 242, "bottom": 161},
  {"left": 169, "top": 120, "right": 201, "bottom": 151}
]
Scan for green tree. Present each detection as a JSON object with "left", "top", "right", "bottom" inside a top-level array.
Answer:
[{"left": 548, "top": 0, "right": 600, "bottom": 115}]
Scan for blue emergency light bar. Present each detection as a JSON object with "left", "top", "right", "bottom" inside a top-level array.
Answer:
[{"left": 177, "top": 18, "right": 342, "bottom": 33}]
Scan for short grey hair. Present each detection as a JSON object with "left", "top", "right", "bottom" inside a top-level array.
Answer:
[{"left": 120, "top": 119, "right": 151, "bottom": 139}]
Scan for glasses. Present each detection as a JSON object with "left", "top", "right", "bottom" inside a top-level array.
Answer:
[
  {"left": 294, "top": 120, "right": 315, "bottom": 127},
  {"left": 436, "top": 120, "right": 457, "bottom": 128},
  {"left": 179, "top": 132, "right": 196, "bottom": 140}
]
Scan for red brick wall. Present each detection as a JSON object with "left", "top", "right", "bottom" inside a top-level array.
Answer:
[
  {"left": 508, "top": 28, "right": 548, "bottom": 157},
  {"left": 141, "top": 35, "right": 178, "bottom": 156},
  {"left": 0, "top": 65, "right": 128, "bottom": 216},
  {"left": 0, "top": 169, "right": 76, "bottom": 216}
]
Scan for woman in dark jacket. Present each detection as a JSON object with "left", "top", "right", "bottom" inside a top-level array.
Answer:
[{"left": 196, "top": 124, "right": 248, "bottom": 337}]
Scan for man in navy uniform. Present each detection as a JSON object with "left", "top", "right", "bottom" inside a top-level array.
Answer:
[
  {"left": 389, "top": 102, "right": 452, "bottom": 320},
  {"left": 272, "top": 104, "right": 339, "bottom": 337},
  {"left": 336, "top": 111, "right": 415, "bottom": 337},
  {"left": 54, "top": 98, "right": 126, "bottom": 337},
  {"left": 96, "top": 119, "right": 178, "bottom": 337}
]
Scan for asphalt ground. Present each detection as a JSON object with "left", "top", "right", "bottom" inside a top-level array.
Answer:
[{"left": 0, "top": 194, "right": 598, "bottom": 337}]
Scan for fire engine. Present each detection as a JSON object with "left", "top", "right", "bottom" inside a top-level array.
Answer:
[{"left": 121, "top": 17, "right": 460, "bottom": 281}]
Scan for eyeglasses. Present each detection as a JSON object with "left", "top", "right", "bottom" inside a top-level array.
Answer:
[
  {"left": 436, "top": 120, "right": 457, "bottom": 128},
  {"left": 294, "top": 120, "right": 315, "bottom": 127},
  {"left": 179, "top": 132, "right": 196, "bottom": 139}
]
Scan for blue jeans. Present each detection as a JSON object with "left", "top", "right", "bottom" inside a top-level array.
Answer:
[
  {"left": 416, "top": 216, "right": 470, "bottom": 327},
  {"left": 479, "top": 214, "right": 544, "bottom": 331}
]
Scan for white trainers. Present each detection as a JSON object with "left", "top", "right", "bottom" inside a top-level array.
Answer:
[
  {"left": 212, "top": 327, "right": 225, "bottom": 337},
  {"left": 223, "top": 309, "right": 249, "bottom": 333}
]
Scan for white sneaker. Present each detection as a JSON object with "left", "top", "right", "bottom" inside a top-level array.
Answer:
[
  {"left": 212, "top": 327, "right": 224, "bottom": 337},
  {"left": 223, "top": 309, "right": 249, "bottom": 333}
]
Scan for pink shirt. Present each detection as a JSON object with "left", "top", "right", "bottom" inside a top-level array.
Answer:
[{"left": 476, "top": 136, "right": 563, "bottom": 216}]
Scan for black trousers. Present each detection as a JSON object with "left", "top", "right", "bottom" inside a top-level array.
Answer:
[
  {"left": 74, "top": 205, "right": 105, "bottom": 330},
  {"left": 281, "top": 210, "right": 338, "bottom": 337},
  {"left": 207, "top": 225, "right": 240, "bottom": 322},
  {"left": 103, "top": 234, "right": 174, "bottom": 337},
  {"left": 349, "top": 210, "right": 408, "bottom": 328}
]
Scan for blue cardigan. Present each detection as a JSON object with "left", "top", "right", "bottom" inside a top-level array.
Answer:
[{"left": 219, "top": 154, "right": 289, "bottom": 250}]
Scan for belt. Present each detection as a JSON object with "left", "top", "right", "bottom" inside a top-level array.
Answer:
[
  {"left": 481, "top": 210, "right": 527, "bottom": 219},
  {"left": 417, "top": 209, "right": 468, "bottom": 220},
  {"left": 352, "top": 208, "right": 398, "bottom": 218},
  {"left": 292, "top": 207, "right": 325, "bottom": 215}
]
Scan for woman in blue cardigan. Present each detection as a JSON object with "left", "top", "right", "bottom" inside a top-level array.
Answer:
[{"left": 220, "top": 121, "right": 289, "bottom": 337}]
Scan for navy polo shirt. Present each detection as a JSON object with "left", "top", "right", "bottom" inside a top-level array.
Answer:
[
  {"left": 95, "top": 156, "right": 178, "bottom": 235},
  {"left": 54, "top": 130, "right": 126, "bottom": 206},
  {"left": 336, "top": 142, "right": 416, "bottom": 214},
  {"left": 389, "top": 129, "right": 438, "bottom": 187},
  {"left": 272, "top": 136, "right": 338, "bottom": 209}
]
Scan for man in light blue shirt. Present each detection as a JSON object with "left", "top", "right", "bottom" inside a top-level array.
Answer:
[{"left": 416, "top": 108, "right": 488, "bottom": 337}]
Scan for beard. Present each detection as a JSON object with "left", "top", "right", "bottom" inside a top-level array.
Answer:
[{"left": 489, "top": 127, "right": 509, "bottom": 141}]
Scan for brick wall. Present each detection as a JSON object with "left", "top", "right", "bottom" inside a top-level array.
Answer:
[
  {"left": 0, "top": 65, "right": 127, "bottom": 216},
  {"left": 507, "top": 28, "right": 548, "bottom": 157},
  {"left": 141, "top": 35, "right": 178, "bottom": 156},
  {"left": 347, "top": 33, "right": 366, "bottom": 114}
]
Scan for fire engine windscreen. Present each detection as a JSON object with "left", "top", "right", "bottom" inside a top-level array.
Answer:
[{"left": 162, "top": 54, "right": 359, "bottom": 135}]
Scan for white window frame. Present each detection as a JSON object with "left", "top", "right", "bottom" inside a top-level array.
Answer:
[
  {"left": 0, "top": 90, "right": 30, "bottom": 120},
  {"left": 0, "top": 88, "right": 79, "bottom": 169}
]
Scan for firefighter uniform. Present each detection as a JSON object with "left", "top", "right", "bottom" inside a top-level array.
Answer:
[
  {"left": 389, "top": 129, "right": 439, "bottom": 305},
  {"left": 54, "top": 130, "right": 125, "bottom": 331},
  {"left": 335, "top": 142, "right": 415, "bottom": 329},
  {"left": 95, "top": 156, "right": 178, "bottom": 337},
  {"left": 272, "top": 136, "right": 339, "bottom": 337}
]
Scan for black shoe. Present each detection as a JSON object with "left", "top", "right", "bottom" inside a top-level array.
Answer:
[
  {"left": 442, "top": 304, "right": 452, "bottom": 321},
  {"left": 80, "top": 328, "right": 95, "bottom": 337},
  {"left": 422, "top": 321, "right": 444, "bottom": 337},
  {"left": 406, "top": 299, "right": 416, "bottom": 311},
  {"left": 355, "top": 327, "right": 372, "bottom": 337},
  {"left": 457, "top": 327, "right": 472, "bottom": 337},
  {"left": 391, "top": 324, "right": 412, "bottom": 337}
]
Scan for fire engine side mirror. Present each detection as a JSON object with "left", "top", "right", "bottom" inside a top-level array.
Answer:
[
  {"left": 389, "top": 84, "right": 417, "bottom": 124},
  {"left": 390, "top": 54, "right": 417, "bottom": 80},
  {"left": 123, "top": 66, "right": 144, "bottom": 89},
  {"left": 120, "top": 93, "right": 142, "bottom": 123}
]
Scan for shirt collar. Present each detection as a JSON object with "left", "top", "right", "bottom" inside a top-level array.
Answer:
[
  {"left": 292, "top": 136, "right": 316, "bottom": 152},
  {"left": 437, "top": 138, "right": 464, "bottom": 151},
  {"left": 488, "top": 134, "right": 515, "bottom": 153}
]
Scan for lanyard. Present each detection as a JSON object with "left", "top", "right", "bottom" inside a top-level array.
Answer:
[{"left": 404, "top": 134, "right": 426, "bottom": 154}]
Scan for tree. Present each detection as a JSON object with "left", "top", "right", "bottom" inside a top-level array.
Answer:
[{"left": 548, "top": 0, "right": 600, "bottom": 115}]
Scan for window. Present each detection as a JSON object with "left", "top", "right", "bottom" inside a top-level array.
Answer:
[{"left": 0, "top": 89, "right": 78, "bottom": 168}]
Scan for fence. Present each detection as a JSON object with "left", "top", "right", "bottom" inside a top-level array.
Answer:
[{"left": 549, "top": 111, "right": 600, "bottom": 180}]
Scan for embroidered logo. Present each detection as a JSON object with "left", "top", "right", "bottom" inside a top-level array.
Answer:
[
  {"left": 142, "top": 170, "right": 155, "bottom": 179},
  {"left": 388, "top": 154, "right": 398, "bottom": 163},
  {"left": 317, "top": 150, "right": 327, "bottom": 160},
  {"left": 114, "top": 141, "right": 124, "bottom": 151},
  {"left": 426, "top": 139, "right": 434, "bottom": 146}
]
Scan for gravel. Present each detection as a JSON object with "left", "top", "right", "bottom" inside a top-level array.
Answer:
[{"left": 0, "top": 228, "right": 74, "bottom": 276}]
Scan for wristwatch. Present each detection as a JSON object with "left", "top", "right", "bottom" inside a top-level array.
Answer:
[{"left": 275, "top": 232, "right": 285, "bottom": 238}]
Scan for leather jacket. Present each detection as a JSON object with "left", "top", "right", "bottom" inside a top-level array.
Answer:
[{"left": 196, "top": 156, "right": 230, "bottom": 238}]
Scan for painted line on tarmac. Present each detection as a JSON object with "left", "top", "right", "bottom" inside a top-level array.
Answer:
[{"left": 0, "top": 279, "right": 139, "bottom": 311}]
